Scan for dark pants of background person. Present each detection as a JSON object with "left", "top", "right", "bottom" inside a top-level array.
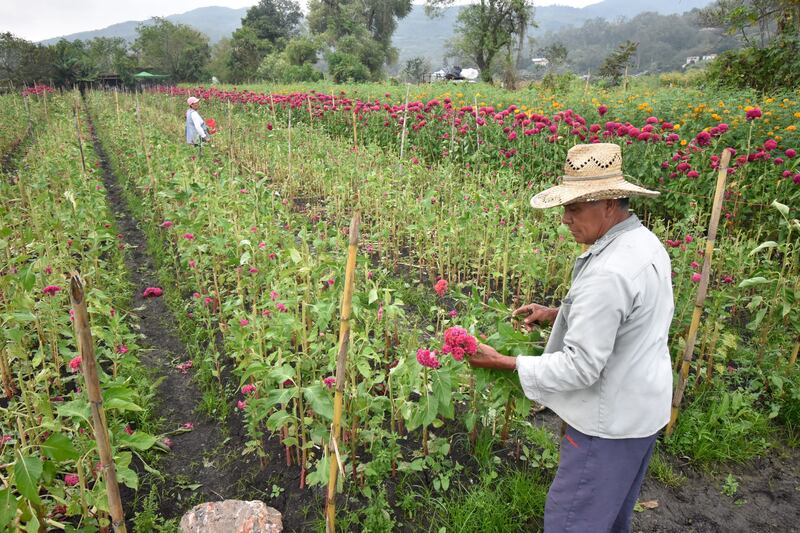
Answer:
[{"left": 544, "top": 425, "right": 658, "bottom": 533}]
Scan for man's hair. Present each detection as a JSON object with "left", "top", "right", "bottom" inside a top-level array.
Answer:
[{"left": 616, "top": 197, "right": 630, "bottom": 211}]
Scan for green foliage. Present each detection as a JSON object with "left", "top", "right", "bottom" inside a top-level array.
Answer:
[
  {"left": 228, "top": 26, "right": 273, "bottom": 84},
  {"left": 403, "top": 56, "right": 431, "bottom": 83},
  {"left": 257, "top": 37, "right": 323, "bottom": 83},
  {"left": 133, "top": 491, "right": 179, "bottom": 532},
  {"left": 308, "top": 0, "right": 413, "bottom": 80},
  {"left": 540, "top": 71, "right": 577, "bottom": 95},
  {"left": 326, "top": 51, "right": 370, "bottom": 83},
  {"left": 721, "top": 473, "right": 739, "bottom": 497},
  {"left": 133, "top": 18, "right": 211, "bottom": 81},
  {"left": 430, "top": 0, "right": 533, "bottom": 82},
  {"left": 360, "top": 488, "right": 396, "bottom": 531},
  {"left": 705, "top": 34, "right": 800, "bottom": 91},
  {"left": 667, "top": 388, "right": 771, "bottom": 463},
  {"left": 0, "top": 32, "right": 54, "bottom": 85},
  {"left": 241, "top": 0, "right": 303, "bottom": 45},
  {"left": 598, "top": 40, "right": 639, "bottom": 86},
  {"left": 647, "top": 448, "right": 686, "bottom": 488}
]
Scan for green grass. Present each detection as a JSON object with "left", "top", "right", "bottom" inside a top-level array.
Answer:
[{"left": 647, "top": 446, "right": 686, "bottom": 488}]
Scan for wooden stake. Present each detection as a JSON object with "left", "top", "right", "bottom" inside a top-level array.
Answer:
[
  {"left": 73, "top": 105, "right": 87, "bottom": 174},
  {"left": 325, "top": 212, "right": 361, "bottom": 533},
  {"left": 399, "top": 85, "right": 410, "bottom": 161},
  {"left": 667, "top": 149, "right": 732, "bottom": 436},
  {"left": 134, "top": 98, "right": 155, "bottom": 194},
  {"left": 69, "top": 273, "right": 127, "bottom": 533}
]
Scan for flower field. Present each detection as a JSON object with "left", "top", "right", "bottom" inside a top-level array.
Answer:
[{"left": 1, "top": 81, "right": 799, "bottom": 531}]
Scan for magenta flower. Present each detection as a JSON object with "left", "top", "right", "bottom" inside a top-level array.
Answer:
[
  {"left": 43, "top": 285, "right": 61, "bottom": 296},
  {"left": 64, "top": 474, "right": 79, "bottom": 487},
  {"left": 143, "top": 287, "right": 163, "bottom": 298},
  {"left": 684, "top": 235, "right": 694, "bottom": 244},
  {"left": 182, "top": 422, "right": 194, "bottom": 430},
  {"left": 449, "top": 309, "right": 458, "bottom": 318},
  {"left": 745, "top": 107, "right": 762, "bottom": 120},
  {"left": 416, "top": 348, "right": 441, "bottom": 369},
  {"left": 69, "top": 356, "right": 82, "bottom": 372},
  {"left": 597, "top": 105, "right": 608, "bottom": 116},
  {"left": 270, "top": 290, "right": 279, "bottom": 301},
  {"left": 377, "top": 304, "right": 384, "bottom": 321},
  {"left": 241, "top": 384, "right": 256, "bottom": 394},
  {"left": 237, "top": 400, "right": 247, "bottom": 410},
  {"left": 434, "top": 278, "right": 448, "bottom": 297},
  {"left": 764, "top": 139, "right": 778, "bottom": 151},
  {"left": 116, "top": 345, "right": 128, "bottom": 354},
  {"left": 176, "top": 360, "right": 193, "bottom": 374},
  {"left": 691, "top": 273, "right": 702, "bottom": 282},
  {"left": 276, "top": 303, "right": 287, "bottom": 312},
  {"left": 239, "top": 319, "right": 249, "bottom": 327},
  {"left": 441, "top": 327, "right": 478, "bottom": 362},
  {"left": 785, "top": 148, "right": 796, "bottom": 158},
  {"left": 159, "top": 220, "right": 173, "bottom": 228},
  {"left": 323, "top": 376, "right": 336, "bottom": 389},
  {"left": 249, "top": 267, "right": 258, "bottom": 274},
  {"left": 721, "top": 275, "right": 734, "bottom": 284},
  {"left": 183, "top": 233, "right": 195, "bottom": 240},
  {"left": 162, "top": 437, "right": 174, "bottom": 449}
]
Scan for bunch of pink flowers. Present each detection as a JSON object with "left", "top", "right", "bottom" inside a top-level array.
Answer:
[{"left": 441, "top": 327, "right": 478, "bottom": 362}]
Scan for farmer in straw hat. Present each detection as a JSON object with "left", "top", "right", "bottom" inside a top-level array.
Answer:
[{"left": 469, "top": 143, "right": 674, "bottom": 533}]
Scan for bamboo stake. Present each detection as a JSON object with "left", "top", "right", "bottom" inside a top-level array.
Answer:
[
  {"left": 134, "top": 98, "right": 155, "bottom": 194},
  {"left": 399, "top": 85, "right": 410, "bottom": 161},
  {"left": 667, "top": 149, "right": 731, "bottom": 436},
  {"left": 788, "top": 338, "right": 799, "bottom": 371},
  {"left": 74, "top": 105, "right": 87, "bottom": 175},
  {"left": 69, "top": 273, "right": 127, "bottom": 533},
  {"left": 325, "top": 212, "right": 361, "bottom": 533}
]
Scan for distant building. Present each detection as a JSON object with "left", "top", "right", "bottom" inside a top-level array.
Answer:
[
  {"left": 702, "top": 54, "right": 717, "bottom": 61},
  {"left": 531, "top": 57, "right": 550, "bottom": 67},
  {"left": 685, "top": 56, "right": 701, "bottom": 65}
]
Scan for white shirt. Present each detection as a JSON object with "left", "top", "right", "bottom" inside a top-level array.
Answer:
[
  {"left": 516, "top": 215, "right": 674, "bottom": 438},
  {"left": 185, "top": 109, "right": 207, "bottom": 144}
]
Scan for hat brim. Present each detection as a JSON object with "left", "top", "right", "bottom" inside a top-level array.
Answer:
[{"left": 530, "top": 176, "right": 659, "bottom": 209}]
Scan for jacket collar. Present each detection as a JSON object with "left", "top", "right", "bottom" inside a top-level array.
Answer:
[{"left": 579, "top": 214, "right": 641, "bottom": 259}]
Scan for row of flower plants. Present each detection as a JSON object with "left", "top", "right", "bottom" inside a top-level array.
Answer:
[
  {"left": 0, "top": 91, "right": 42, "bottom": 165},
  {"left": 0, "top": 92, "right": 170, "bottom": 531},
  {"left": 86, "top": 90, "right": 554, "bottom": 505},
  {"left": 97, "top": 85, "right": 798, "bottom": 482},
  {"left": 142, "top": 88, "right": 800, "bottom": 374},
  {"left": 157, "top": 83, "right": 800, "bottom": 226}
]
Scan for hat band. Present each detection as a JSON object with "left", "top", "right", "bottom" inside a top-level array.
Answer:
[{"left": 562, "top": 171, "right": 624, "bottom": 183}]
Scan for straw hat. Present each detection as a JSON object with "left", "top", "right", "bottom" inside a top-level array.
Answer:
[{"left": 530, "top": 143, "right": 659, "bottom": 209}]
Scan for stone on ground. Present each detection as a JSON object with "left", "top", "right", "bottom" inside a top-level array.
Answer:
[{"left": 180, "top": 500, "right": 282, "bottom": 533}]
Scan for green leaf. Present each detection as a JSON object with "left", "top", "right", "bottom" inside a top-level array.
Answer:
[
  {"left": 57, "top": 399, "right": 90, "bottom": 422},
  {"left": 104, "top": 399, "right": 143, "bottom": 413},
  {"left": 749, "top": 241, "right": 778, "bottom": 255},
  {"left": 771, "top": 200, "right": 789, "bottom": 217},
  {"left": 304, "top": 384, "right": 334, "bottom": 421},
  {"left": 263, "top": 387, "right": 296, "bottom": 410},
  {"left": 368, "top": 288, "right": 378, "bottom": 305},
  {"left": 14, "top": 455, "right": 43, "bottom": 505},
  {"left": 265, "top": 410, "right": 292, "bottom": 431},
  {"left": 117, "top": 432, "right": 157, "bottom": 451},
  {"left": 738, "top": 277, "right": 770, "bottom": 288},
  {"left": 0, "top": 488, "right": 16, "bottom": 529},
  {"left": 41, "top": 433, "right": 80, "bottom": 462},
  {"left": 239, "top": 250, "right": 251, "bottom": 266},
  {"left": 290, "top": 248, "right": 302, "bottom": 264}
]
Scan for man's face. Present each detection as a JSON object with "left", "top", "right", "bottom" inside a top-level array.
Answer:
[{"left": 561, "top": 201, "right": 610, "bottom": 245}]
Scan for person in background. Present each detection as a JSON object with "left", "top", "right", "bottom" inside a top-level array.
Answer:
[
  {"left": 185, "top": 96, "right": 209, "bottom": 146},
  {"left": 468, "top": 143, "right": 674, "bottom": 533}
]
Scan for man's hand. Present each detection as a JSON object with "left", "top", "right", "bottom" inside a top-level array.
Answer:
[
  {"left": 468, "top": 343, "right": 517, "bottom": 371},
  {"left": 512, "top": 303, "right": 559, "bottom": 330}
]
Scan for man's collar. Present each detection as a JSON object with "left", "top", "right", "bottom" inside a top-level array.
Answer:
[{"left": 579, "top": 214, "right": 642, "bottom": 259}]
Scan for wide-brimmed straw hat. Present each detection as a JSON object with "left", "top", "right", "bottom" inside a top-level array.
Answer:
[{"left": 530, "top": 143, "right": 659, "bottom": 209}]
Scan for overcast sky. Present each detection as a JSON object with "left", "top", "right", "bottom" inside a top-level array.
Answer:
[{"left": 2, "top": 0, "right": 601, "bottom": 42}]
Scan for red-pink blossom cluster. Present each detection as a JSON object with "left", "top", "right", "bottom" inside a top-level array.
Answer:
[
  {"left": 434, "top": 278, "right": 448, "bottom": 297},
  {"left": 42, "top": 285, "right": 61, "bottom": 296},
  {"left": 416, "top": 348, "right": 441, "bottom": 369},
  {"left": 143, "top": 287, "right": 163, "bottom": 298},
  {"left": 176, "top": 360, "right": 193, "bottom": 374},
  {"left": 441, "top": 327, "right": 478, "bottom": 362}
]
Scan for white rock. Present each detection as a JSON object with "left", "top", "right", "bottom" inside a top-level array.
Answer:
[{"left": 180, "top": 500, "right": 283, "bottom": 533}]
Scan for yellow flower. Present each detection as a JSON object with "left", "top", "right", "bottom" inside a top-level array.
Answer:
[
  {"left": 680, "top": 139, "right": 688, "bottom": 146},
  {"left": 794, "top": 112, "right": 800, "bottom": 119},
  {"left": 786, "top": 125, "right": 797, "bottom": 131},
  {"left": 712, "top": 113, "right": 722, "bottom": 121},
  {"left": 775, "top": 135, "right": 783, "bottom": 141},
  {"left": 765, "top": 97, "right": 774, "bottom": 104},
  {"left": 673, "top": 124, "right": 681, "bottom": 130}
]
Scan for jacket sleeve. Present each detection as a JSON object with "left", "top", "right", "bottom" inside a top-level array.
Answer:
[
  {"left": 516, "top": 269, "right": 633, "bottom": 399},
  {"left": 191, "top": 111, "right": 207, "bottom": 139}
]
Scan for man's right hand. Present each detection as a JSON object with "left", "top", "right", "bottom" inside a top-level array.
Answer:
[{"left": 512, "top": 303, "right": 559, "bottom": 330}]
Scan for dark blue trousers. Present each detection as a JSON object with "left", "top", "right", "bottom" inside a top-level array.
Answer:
[{"left": 544, "top": 425, "right": 658, "bottom": 533}]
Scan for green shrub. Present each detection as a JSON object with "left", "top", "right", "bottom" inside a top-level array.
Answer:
[{"left": 667, "top": 388, "right": 771, "bottom": 464}]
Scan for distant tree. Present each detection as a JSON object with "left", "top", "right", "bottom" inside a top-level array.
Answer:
[
  {"left": 257, "top": 36, "right": 323, "bottom": 82},
  {"left": 84, "top": 37, "right": 136, "bottom": 85},
  {"left": 133, "top": 18, "right": 210, "bottom": 81},
  {"left": 284, "top": 37, "right": 320, "bottom": 66},
  {"left": 241, "top": 0, "right": 303, "bottom": 44},
  {"left": 50, "top": 40, "right": 94, "bottom": 86},
  {"left": 598, "top": 40, "right": 639, "bottom": 85},
  {"left": 308, "top": 0, "right": 413, "bottom": 80},
  {"left": 403, "top": 56, "right": 431, "bottom": 83},
  {"left": 0, "top": 33, "right": 54, "bottom": 86},
  {"left": 208, "top": 38, "right": 233, "bottom": 82},
  {"left": 699, "top": 0, "right": 797, "bottom": 47},
  {"left": 538, "top": 42, "right": 568, "bottom": 70},
  {"left": 427, "top": 0, "right": 535, "bottom": 83},
  {"left": 228, "top": 26, "right": 272, "bottom": 83}
]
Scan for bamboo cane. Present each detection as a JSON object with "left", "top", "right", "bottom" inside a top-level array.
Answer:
[
  {"left": 69, "top": 273, "right": 127, "bottom": 533},
  {"left": 134, "top": 98, "right": 155, "bottom": 194},
  {"left": 666, "top": 148, "right": 731, "bottom": 436},
  {"left": 399, "top": 85, "right": 410, "bottom": 161},
  {"left": 788, "top": 339, "right": 799, "bottom": 371},
  {"left": 73, "top": 106, "right": 87, "bottom": 174},
  {"left": 325, "top": 212, "right": 361, "bottom": 533}
]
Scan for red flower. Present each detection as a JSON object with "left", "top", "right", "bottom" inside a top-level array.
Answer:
[
  {"left": 143, "top": 287, "right": 163, "bottom": 298},
  {"left": 745, "top": 107, "right": 762, "bottom": 120},
  {"left": 69, "top": 356, "right": 82, "bottom": 372},
  {"left": 416, "top": 348, "right": 440, "bottom": 369},
  {"left": 434, "top": 278, "right": 448, "bottom": 297},
  {"left": 43, "top": 285, "right": 61, "bottom": 296}
]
